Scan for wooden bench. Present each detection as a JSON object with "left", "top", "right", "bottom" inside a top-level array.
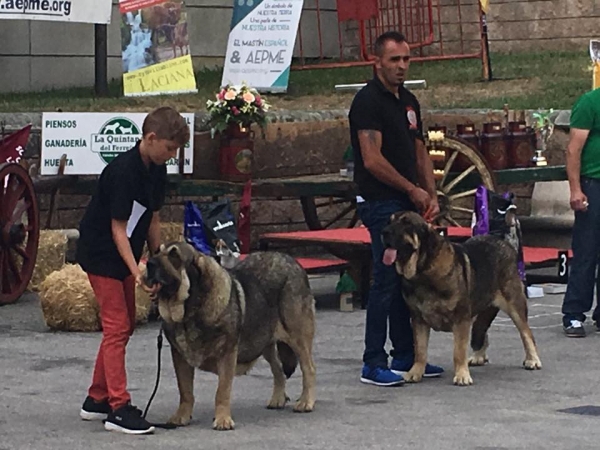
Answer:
[
  {"left": 259, "top": 226, "right": 574, "bottom": 307},
  {"left": 239, "top": 254, "right": 352, "bottom": 311}
]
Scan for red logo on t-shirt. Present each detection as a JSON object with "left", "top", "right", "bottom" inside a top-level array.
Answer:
[{"left": 406, "top": 106, "right": 418, "bottom": 130}]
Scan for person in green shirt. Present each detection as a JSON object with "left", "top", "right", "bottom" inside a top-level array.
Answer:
[{"left": 562, "top": 87, "right": 600, "bottom": 337}]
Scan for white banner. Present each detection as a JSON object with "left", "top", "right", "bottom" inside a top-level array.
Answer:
[
  {"left": 221, "top": 0, "right": 304, "bottom": 93},
  {"left": 40, "top": 112, "right": 195, "bottom": 175},
  {"left": 0, "top": 0, "right": 112, "bottom": 24}
]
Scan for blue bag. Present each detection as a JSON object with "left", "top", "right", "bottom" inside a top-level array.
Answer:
[
  {"left": 183, "top": 201, "right": 212, "bottom": 255},
  {"left": 472, "top": 185, "right": 526, "bottom": 283}
]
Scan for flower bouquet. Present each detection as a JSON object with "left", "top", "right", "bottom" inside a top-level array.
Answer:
[{"left": 206, "top": 83, "right": 271, "bottom": 138}]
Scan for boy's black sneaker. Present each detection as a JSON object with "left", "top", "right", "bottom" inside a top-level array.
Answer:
[
  {"left": 104, "top": 404, "right": 155, "bottom": 435},
  {"left": 80, "top": 396, "right": 111, "bottom": 421}
]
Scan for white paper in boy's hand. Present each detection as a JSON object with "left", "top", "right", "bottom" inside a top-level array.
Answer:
[{"left": 126, "top": 201, "right": 147, "bottom": 238}]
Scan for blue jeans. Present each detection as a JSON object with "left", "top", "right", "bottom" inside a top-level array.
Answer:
[
  {"left": 562, "top": 177, "right": 600, "bottom": 326},
  {"left": 357, "top": 199, "right": 416, "bottom": 368}
]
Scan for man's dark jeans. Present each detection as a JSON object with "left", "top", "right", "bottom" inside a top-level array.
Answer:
[
  {"left": 562, "top": 177, "right": 600, "bottom": 327},
  {"left": 357, "top": 199, "right": 415, "bottom": 368}
]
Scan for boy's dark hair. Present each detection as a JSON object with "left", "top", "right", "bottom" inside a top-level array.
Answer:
[
  {"left": 373, "top": 31, "right": 407, "bottom": 57},
  {"left": 143, "top": 106, "right": 190, "bottom": 147}
]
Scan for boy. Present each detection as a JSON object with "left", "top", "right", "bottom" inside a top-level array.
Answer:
[{"left": 77, "top": 106, "right": 190, "bottom": 434}]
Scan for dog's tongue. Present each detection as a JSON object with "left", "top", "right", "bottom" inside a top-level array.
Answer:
[{"left": 382, "top": 248, "right": 397, "bottom": 266}]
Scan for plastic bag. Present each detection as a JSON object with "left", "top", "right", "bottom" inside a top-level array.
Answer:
[
  {"left": 184, "top": 201, "right": 213, "bottom": 255},
  {"left": 198, "top": 199, "right": 241, "bottom": 254},
  {"left": 472, "top": 185, "right": 526, "bottom": 283}
]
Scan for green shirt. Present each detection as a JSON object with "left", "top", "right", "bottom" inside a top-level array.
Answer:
[{"left": 572, "top": 88, "right": 600, "bottom": 178}]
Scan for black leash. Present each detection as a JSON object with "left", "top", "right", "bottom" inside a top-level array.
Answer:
[{"left": 142, "top": 320, "right": 178, "bottom": 430}]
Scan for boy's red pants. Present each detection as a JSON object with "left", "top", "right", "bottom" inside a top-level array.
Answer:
[{"left": 86, "top": 273, "right": 136, "bottom": 411}]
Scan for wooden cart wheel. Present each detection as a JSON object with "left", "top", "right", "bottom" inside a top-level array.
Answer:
[
  {"left": 0, "top": 162, "right": 40, "bottom": 305},
  {"left": 300, "top": 195, "right": 359, "bottom": 231},
  {"left": 429, "top": 135, "right": 497, "bottom": 227},
  {"left": 301, "top": 135, "right": 496, "bottom": 231}
]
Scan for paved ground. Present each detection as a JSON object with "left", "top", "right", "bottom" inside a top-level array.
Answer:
[{"left": 1, "top": 275, "right": 599, "bottom": 450}]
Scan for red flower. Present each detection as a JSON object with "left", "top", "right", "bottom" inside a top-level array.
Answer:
[
  {"left": 218, "top": 89, "right": 226, "bottom": 100},
  {"left": 231, "top": 106, "right": 240, "bottom": 115},
  {"left": 255, "top": 95, "right": 262, "bottom": 106}
]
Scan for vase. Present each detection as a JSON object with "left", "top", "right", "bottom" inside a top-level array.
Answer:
[{"left": 219, "top": 122, "right": 255, "bottom": 182}]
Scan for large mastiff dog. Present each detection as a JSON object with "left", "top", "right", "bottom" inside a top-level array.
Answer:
[
  {"left": 144, "top": 243, "right": 317, "bottom": 430},
  {"left": 381, "top": 211, "right": 542, "bottom": 386}
]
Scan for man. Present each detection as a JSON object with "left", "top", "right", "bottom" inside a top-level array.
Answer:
[
  {"left": 77, "top": 107, "right": 190, "bottom": 433},
  {"left": 349, "top": 31, "right": 444, "bottom": 386},
  {"left": 562, "top": 86, "right": 600, "bottom": 337}
]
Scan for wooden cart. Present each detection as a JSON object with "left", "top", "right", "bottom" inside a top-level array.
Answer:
[{"left": 0, "top": 131, "right": 566, "bottom": 305}]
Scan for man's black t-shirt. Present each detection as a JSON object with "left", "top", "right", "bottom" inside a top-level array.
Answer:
[
  {"left": 349, "top": 76, "right": 424, "bottom": 203},
  {"left": 77, "top": 142, "right": 167, "bottom": 280}
]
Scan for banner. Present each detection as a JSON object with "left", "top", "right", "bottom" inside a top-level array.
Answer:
[
  {"left": 119, "top": 0, "right": 198, "bottom": 97},
  {"left": 0, "top": 0, "right": 112, "bottom": 24},
  {"left": 40, "top": 112, "right": 195, "bottom": 175},
  {"left": 221, "top": 0, "right": 304, "bottom": 93},
  {"left": 0, "top": 125, "right": 31, "bottom": 164}
]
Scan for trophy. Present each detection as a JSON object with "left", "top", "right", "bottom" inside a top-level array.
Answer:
[{"left": 531, "top": 109, "right": 554, "bottom": 167}]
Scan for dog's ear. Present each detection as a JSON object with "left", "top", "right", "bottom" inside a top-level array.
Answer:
[{"left": 167, "top": 245, "right": 183, "bottom": 269}]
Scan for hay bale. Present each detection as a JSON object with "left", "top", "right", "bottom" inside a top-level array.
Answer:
[
  {"left": 160, "top": 222, "right": 183, "bottom": 244},
  {"left": 39, "top": 263, "right": 155, "bottom": 332},
  {"left": 135, "top": 262, "right": 153, "bottom": 324},
  {"left": 39, "top": 264, "right": 99, "bottom": 332},
  {"left": 141, "top": 222, "right": 183, "bottom": 259},
  {"left": 29, "top": 230, "right": 69, "bottom": 291}
]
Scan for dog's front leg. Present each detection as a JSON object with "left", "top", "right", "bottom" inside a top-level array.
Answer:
[
  {"left": 213, "top": 347, "right": 238, "bottom": 431},
  {"left": 452, "top": 319, "right": 473, "bottom": 386},
  {"left": 405, "top": 318, "right": 430, "bottom": 383},
  {"left": 168, "top": 346, "right": 195, "bottom": 426}
]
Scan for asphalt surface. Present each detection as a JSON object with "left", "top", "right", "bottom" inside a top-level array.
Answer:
[{"left": 1, "top": 275, "right": 599, "bottom": 450}]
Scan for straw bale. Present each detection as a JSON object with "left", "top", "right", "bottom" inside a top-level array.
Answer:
[
  {"left": 29, "top": 230, "right": 68, "bottom": 291},
  {"left": 39, "top": 263, "right": 155, "bottom": 332},
  {"left": 142, "top": 222, "right": 183, "bottom": 259},
  {"left": 135, "top": 262, "right": 153, "bottom": 324},
  {"left": 39, "top": 264, "right": 99, "bottom": 332},
  {"left": 160, "top": 222, "right": 184, "bottom": 244}
]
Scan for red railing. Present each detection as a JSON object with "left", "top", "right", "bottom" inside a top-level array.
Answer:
[{"left": 292, "top": 0, "right": 488, "bottom": 72}]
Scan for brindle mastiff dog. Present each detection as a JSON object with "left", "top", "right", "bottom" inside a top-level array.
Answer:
[
  {"left": 381, "top": 211, "right": 542, "bottom": 386},
  {"left": 144, "top": 243, "right": 317, "bottom": 430}
]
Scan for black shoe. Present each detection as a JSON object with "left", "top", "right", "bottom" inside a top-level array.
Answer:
[
  {"left": 80, "top": 396, "right": 111, "bottom": 421},
  {"left": 104, "top": 404, "right": 155, "bottom": 435},
  {"left": 564, "top": 320, "right": 586, "bottom": 338}
]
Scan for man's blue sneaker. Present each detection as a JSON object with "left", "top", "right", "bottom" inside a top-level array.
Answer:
[
  {"left": 360, "top": 365, "right": 405, "bottom": 386},
  {"left": 390, "top": 357, "right": 444, "bottom": 378}
]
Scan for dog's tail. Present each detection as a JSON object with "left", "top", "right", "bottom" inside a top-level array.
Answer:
[{"left": 277, "top": 342, "right": 298, "bottom": 379}]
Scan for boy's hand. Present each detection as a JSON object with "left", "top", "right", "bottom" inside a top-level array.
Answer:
[{"left": 135, "top": 272, "right": 161, "bottom": 295}]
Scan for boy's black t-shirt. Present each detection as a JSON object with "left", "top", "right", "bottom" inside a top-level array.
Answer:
[{"left": 77, "top": 142, "right": 167, "bottom": 280}]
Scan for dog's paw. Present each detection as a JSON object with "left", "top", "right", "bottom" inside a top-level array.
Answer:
[
  {"left": 468, "top": 354, "right": 489, "bottom": 366},
  {"left": 213, "top": 415, "right": 235, "bottom": 431},
  {"left": 293, "top": 398, "right": 314, "bottom": 413},
  {"left": 405, "top": 368, "right": 424, "bottom": 383},
  {"left": 523, "top": 357, "right": 542, "bottom": 370},
  {"left": 453, "top": 370, "right": 473, "bottom": 386},
  {"left": 167, "top": 411, "right": 192, "bottom": 427},
  {"left": 267, "top": 393, "right": 289, "bottom": 409}
]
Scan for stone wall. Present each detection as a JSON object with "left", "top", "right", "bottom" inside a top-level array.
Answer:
[
  {"left": 0, "top": 0, "right": 596, "bottom": 93},
  {"left": 0, "top": 0, "right": 339, "bottom": 93}
]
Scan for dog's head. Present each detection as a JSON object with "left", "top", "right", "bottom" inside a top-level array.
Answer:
[
  {"left": 144, "top": 241, "right": 198, "bottom": 301},
  {"left": 381, "top": 211, "right": 440, "bottom": 279}
]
